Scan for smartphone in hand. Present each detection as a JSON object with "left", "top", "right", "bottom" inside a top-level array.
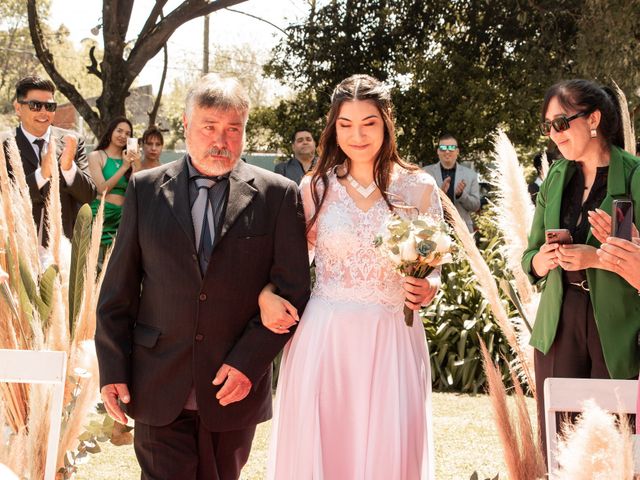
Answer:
[
  {"left": 611, "top": 199, "right": 633, "bottom": 241},
  {"left": 545, "top": 228, "right": 573, "bottom": 245},
  {"left": 126, "top": 137, "right": 139, "bottom": 154}
]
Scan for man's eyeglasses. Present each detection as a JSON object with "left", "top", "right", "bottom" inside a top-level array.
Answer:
[
  {"left": 438, "top": 145, "right": 458, "bottom": 151},
  {"left": 17, "top": 100, "right": 57, "bottom": 112},
  {"left": 539, "top": 111, "right": 589, "bottom": 136}
]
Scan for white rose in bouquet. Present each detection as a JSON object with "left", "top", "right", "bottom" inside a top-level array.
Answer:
[{"left": 399, "top": 233, "right": 419, "bottom": 262}]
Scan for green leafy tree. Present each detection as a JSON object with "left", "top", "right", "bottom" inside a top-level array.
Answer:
[
  {"left": 259, "top": 0, "right": 638, "bottom": 162},
  {"left": 0, "top": 0, "right": 49, "bottom": 112}
]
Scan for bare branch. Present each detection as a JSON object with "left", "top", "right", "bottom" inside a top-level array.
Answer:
[
  {"left": 137, "top": 0, "right": 170, "bottom": 45},
  {"left": 127, "top": 0, "right": 248, "bottom": 75},
  {"left": 86, "top": 46, "right": 102, "bottom": 79},
  {"left": 225, "top": 8, "right": 288, "bottom": 35},
  {"left": 148, "top": 44, "right": 168, "bottom": 127}
]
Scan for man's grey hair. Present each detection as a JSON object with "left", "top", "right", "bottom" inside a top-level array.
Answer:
[{"left": 184, "top": 74, "right": 250, "bottom": 121}]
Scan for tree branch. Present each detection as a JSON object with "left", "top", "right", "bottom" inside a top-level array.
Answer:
[
  {"left": 86, "top": 45, "right": 102, "bottom": 79},
  {"left": 27, "top": 0, "right": 101, "bottom": 134},
  {"left": 127, "top": 0, "right": 248, "bottom": 75},
  {"left": 137, "top": 0, "right": 170, "bottom": 45},
  {"left": 148, "top": 43, "right": 168, "bottom": 127}
]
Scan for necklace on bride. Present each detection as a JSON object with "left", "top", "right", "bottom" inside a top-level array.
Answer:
[{"left": 345, "top": 172, "right": 377, "bottom": 198}]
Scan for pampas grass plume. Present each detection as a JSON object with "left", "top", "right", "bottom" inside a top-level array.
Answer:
[
  {"left": 612, "top": 81, "right": 636, "bottom": 156},
  {"left": 489, "top": 131, "right": 538, "bottom": 324},
  {"left": 554, "top": 400, "right": 634, "bottom": 479}
]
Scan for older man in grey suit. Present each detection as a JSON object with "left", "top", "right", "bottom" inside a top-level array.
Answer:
[{"left": 423, "top": 133, "right": 480, "bottom": 232}]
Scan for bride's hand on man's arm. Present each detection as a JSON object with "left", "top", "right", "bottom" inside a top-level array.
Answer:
[
  {"left": 403, "top": 276, "right": 440, "bottom": 310},
  {"left": 258, "top": 283, "right": 299, "bottom": 334}
]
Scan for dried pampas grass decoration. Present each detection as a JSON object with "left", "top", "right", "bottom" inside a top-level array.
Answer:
[
  {"left": 612, "top": 81, "right": 636, "bottom": 157},
  {"left": 489, "top": 131, "right": 539, "bottom": 332},
  {"left": 553, "top": 400, "right": 634, "bottom": 480},
  {"left": 0, "top": 133, "right": 108, "bottom": 475},
  {"left": 480, "top": 340, "right": 546, "bottom": 480},
  {"left": 439, "top": 190, "right": 536, "bottom": 394}
]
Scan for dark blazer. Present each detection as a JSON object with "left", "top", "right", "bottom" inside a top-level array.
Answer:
[
  {"left": 522, "top": 145, "right": 640, "bottom": 379},
  {"left": 274, "top": 157, "right": 314, "bottom": 185},
  {"left": 95, "top": 157, "right": 311, "bottom": 431},
  {"left": 4, "top": 126, "right": 96, "bottom": 239}
]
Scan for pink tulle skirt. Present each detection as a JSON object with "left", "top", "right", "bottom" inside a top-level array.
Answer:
[{"left": 267, "top": 297, "right": 434, "bottom": 479}]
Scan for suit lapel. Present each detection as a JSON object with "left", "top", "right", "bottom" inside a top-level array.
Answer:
[
  {"left": 51, "top": 127, "right": 65, "bottom": 160},
  {"left": 217, "top": 161, "right": 257, "bottom": 245},
  {"left": 15, "top": 127, "right": 39, "bottom": 171},
  {"left": 160, "top": 157, "right": 196, "bottom": 250}
]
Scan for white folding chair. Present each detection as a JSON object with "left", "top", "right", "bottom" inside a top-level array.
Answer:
[
  {"left": 0, "top": 350, "right": 67, "bottom": 480},
  {"left": 544, "top": 377, "right": 638, "bottom": 474}
]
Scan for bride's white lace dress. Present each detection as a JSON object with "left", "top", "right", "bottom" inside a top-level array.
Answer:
[{"left": 267, "top": 166, "right": 441, "bottom": 480}]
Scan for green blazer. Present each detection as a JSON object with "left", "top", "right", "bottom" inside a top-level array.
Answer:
[{"left": 522, "top": 145, "right": 640, "bottom": 379}]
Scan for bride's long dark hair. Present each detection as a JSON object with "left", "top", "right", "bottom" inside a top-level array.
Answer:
[{"left": 307, "top": 74, "right": 417, "bottom": 232}]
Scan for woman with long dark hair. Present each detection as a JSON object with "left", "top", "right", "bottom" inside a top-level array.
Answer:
[
  {"left": 522, "top": 79, "right": 640, "bottom": 460},
  {"left": 88, "top": 116, "right": 140, "bottom": 248},
  {"left": 262, "top": 75, "right": 439, "bottom": 479}
]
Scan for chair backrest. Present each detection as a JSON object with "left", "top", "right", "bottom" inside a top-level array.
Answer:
[
  {"left": 544, "top": 377, "right": 637, "bottom": 474},
  {"left": 0, "top": 349, "right": 67, "bottom": 480}
]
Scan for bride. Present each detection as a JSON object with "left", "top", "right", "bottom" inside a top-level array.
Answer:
[{"left": 261, "top": 74, "right": 441, "bottom": 479}]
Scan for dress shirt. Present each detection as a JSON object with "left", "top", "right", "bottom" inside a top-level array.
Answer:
[{"left": 20, "top": 124, "right": 77, "bottom": 189}]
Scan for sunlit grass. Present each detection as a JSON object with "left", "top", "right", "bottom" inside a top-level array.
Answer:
[{"left": 76, "top": 392, "right": 535, "bottom": 480}]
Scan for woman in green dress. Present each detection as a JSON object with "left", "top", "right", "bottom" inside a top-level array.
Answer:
[{"left": 88, "top": 116, "right": 141, "bottom": 250}]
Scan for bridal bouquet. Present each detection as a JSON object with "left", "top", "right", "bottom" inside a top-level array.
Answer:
[{"left": 374, "top": 213, "right": 454, "bottom": 326}]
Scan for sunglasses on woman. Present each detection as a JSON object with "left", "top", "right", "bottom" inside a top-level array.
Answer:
[
  {"left": 438, "top": 145, "right": 458, "bottom": 151},
  {"left": 17, "top": 100, "right": 58, "bottom": 112},
  {"left": 539, "top": 111, "right": 589, "bottom": 136}
]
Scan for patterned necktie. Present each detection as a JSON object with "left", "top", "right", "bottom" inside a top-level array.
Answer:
[
  {"left": 192, "top": 178, "right": 216, "bottom": 275},
  {"left": 33, "top": 138, "right": 45, "bottom": 163}
]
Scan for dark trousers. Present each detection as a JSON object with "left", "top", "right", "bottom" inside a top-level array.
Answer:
[
  {"left": 134, "top": 410, "right": 256, "bottom": 480},
  {"left": 534, "top": 285, "right": 610, "bottom": 463}
]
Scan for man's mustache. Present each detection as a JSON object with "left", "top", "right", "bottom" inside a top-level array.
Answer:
[{"left": 206, "top": 147, "right": 232, "bottom": 159}]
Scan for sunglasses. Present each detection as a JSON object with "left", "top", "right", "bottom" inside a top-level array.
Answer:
[
  {"left": 18, "top": 100, "right": 57, "bottom": 112},
  {"left": 438, "top": 145, "right": 458, "bottom": 151},
  {"left": 539, "top": 111, "right": 589, "bottom": 136}
]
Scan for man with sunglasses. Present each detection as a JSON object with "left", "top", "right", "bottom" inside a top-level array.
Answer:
[
  {"left": 4, "top": 75, "right": 96, "bottom": 244},
  {"left": 424, "top": 133, "right": 480, "bottom": 232}
]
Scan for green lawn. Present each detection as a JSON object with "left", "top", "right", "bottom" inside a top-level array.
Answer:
[{"left": 76, "top": 392, "right": 535, "bottom": 480}]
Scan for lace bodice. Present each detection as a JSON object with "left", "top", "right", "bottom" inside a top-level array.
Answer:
[{"left": 301, "top": 167, "right": 443, "bottom": 309}]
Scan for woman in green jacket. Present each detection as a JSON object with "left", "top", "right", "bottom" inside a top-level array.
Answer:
[{"left": 522, "top": 79, "right": 640, "bottom": 459}]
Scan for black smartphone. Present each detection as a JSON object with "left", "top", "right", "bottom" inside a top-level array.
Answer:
[
  {"left": 545, "top": 229, "right": 573, "bottom": 245},
  {"left": 611, "top": 199, "right": 633, "bottom": 241}
]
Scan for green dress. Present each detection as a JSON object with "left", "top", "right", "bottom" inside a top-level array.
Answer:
[{"left": 90, "top": 156, "right": 128, "bottom": 246}]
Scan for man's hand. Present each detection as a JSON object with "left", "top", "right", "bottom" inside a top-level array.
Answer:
[
  {"left": 60, "top": 134, "right": 78, "bottom": 171},
  {"left": 213, "top": 364, "right": 252, "bottom": 406},
  {"left": 440, "top": 176, "right": 451, "bottom": 193},
  {"left": 455, "top": 179, "right": 466, "bottom": 198},
  {"left": 100, "top": 383, "right": 130, "bottom": 424},
  {"left": 40, "top": 136, "right": 56, "bottom": 180}
]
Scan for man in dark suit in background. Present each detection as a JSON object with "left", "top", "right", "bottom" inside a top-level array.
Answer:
[
  {"left": 6, "top": 75, "right": 96, "bottom": 243},
  {"left": 96, "top": 74, "right": 310, "bottom": 480},
  {"left": 274, "top": 128, "right": 316, "bottom": 184}
]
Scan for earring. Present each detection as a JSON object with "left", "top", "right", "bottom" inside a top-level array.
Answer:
[{"left": 590, "top": 129, "right": 597, "bottom": 138}]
